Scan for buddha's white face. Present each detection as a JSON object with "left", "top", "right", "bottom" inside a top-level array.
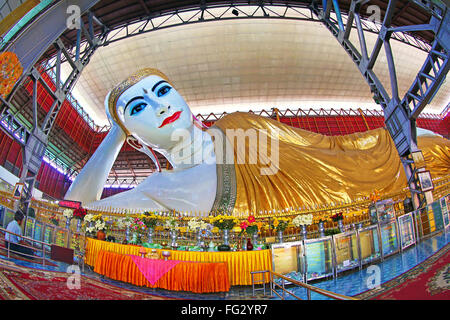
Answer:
[{"left": 116, "top": 75, "right": 193, "bottom": 149}]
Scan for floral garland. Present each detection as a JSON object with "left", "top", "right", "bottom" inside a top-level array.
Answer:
[{"left": 0, "top": 52, "right": 23, "bottom": 98}]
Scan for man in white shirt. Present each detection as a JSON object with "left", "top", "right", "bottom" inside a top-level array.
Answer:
[{"left": 5, "top": 211, "right": 34, "bottom": 258}]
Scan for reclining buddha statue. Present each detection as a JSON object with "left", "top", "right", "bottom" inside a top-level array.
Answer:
[{"left": 64, "top": 68, "right": 450, "bottom": 216}]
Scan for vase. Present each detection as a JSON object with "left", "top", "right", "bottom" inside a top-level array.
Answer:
[
  {"left": 318, "top": 222, "right": 325, "bottom": 238},
  {"left": 147, "top": 227, "right": 154, "bottom": 244},
  {"left": 338, "top": 220, "right": 344, "bottom": 232},
  {"left": 196, "top": 229, "right": 203, "bottom": 247},
  {"left": 76, "top": 219, "right": 82, "bottom": 233},
  {"left": 65, "top": 217, "right": 71, "bottom": 229},
  {"left": 246, "top": 238, "right": 253, "bottom": 251},
  {"left": 97, "top": 230, "right": 106, "bottom": 241},
  {"left": 222, "top": 229, "right": 230, "bottom": 246},
  {"left": 277, "top": 230, "right": 284, "bottom": 243},
  {"left": 170, "top": 229, "right": 178, "bottom": 248},
  {"left": 252, "top": 232, "right": 258, "bottom": 246},
  {"left": 125, "top": 226, "right": 130, "bottom": 242},
  {"left": 301, "top": 224, "right": 308, "bottom": 240}
]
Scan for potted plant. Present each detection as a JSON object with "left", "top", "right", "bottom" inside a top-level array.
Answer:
[
  {"left": 73, "top": 207, "right": 88, "bottom": 232},
  {"left": 292, "top": 214, "right": 313, "bottom": 239},
  {"left": 63, "top": 209, "right": 73, "bottom": 228},
  {"left": 209, "top": 215, "right": 239, "bottom": 248},
  {"left": 89, "top": 214, "right": 108, "bottom": 241},
  {"left": 331, "top": 212, "right": 345, "bottom": 232},
  {"left": 187, "top": 217, "right": 209, "bottom": 247},
  {"left": 271, "top": 217, "right": 291, "bottom": 243},
  {"left": 239, "top": 215, "right": 259, "bottom": 250},
  {"left": 130, "top": 216, "right": 148, "bottom": 245},
  {"left": 142, "top": 212, "right": 160, "bottom": 243},
  {"left": 50, "top": 213, "right": 60, "bottom": 226}
]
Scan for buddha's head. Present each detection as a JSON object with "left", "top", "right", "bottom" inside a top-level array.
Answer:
[{"left": 106, "top": 68, "right": 194, "bottom": 149}]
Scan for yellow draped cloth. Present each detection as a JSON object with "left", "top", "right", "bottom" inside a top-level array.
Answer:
[
  {"left": 85, "top": 238, "right": 272, "bottom": 286},
  {"left": 212, "top": 112, "right": 450, "bottom": 215}
]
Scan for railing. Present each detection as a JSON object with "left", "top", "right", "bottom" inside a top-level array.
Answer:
[
  {"left": 267, "top": 194, "right": 449, "bottom": 286},
  {"left": 0, "top": 226, "right": 51, "bottom": 266},
  {"left": 251, "top": 270, "right": 358, "bottom": 300}
]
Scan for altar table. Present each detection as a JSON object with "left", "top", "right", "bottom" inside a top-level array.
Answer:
[
  {"left": 85, "top": 238, "right": 272, "bottom": 286},
  {"left": 94, "top": 250, "right": 230, "bottom": 293}
]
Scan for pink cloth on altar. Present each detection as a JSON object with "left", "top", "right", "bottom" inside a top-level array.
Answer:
[{"left": 129, "top": 255, "right": 181, "bottom": 285}]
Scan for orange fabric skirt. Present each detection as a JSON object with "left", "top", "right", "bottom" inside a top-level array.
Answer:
[
  {"left": 94, "top": 250, "right": 230, "bottom": 293},
  {"left": 85, "top": 238, "right": 272, "bottom": 286}
]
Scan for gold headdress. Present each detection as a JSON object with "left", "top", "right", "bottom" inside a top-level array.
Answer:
[{"left": 107, "top": 68, "right": 172, "bottom": 136}]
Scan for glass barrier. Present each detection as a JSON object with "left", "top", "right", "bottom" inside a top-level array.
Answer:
[
  {"left": 333, "top": 231, "right": 359, "bottom": 273},
  {"left": 375, "top": 200, "right": 395, "bottom": 222},
  {"left": 43, "top": 224, "right": 54, "bottom": 253},
  {"left": 379, "top": 219, "right": 399, "bottom": 257},
  {"left": 271, "top": 241, "right": 304, "bottom": 282},
  {"left": 33, "top": 221, "right": 43, "bottom": 241},
  {"left": 397, "top": 213, "right": 416, "bottom": 250},
  {"left": 54, "top": 228, "right": 69, "bottom": 247},
  {"left": 303, "top": 237, "right": 334, "bottom": 281},
  {"left": 25, "top": 217, "right": 35, "bottom": 237},
  {"left": 430, "top": 202, "right": 444, "bottom": 231},
  {"left": 369, "top": 205, "right": 377, "bottom": 223},
  {"left": 357, "top": 225, "right": 381, "bottom": 265},
  {"left": 441, "top": 197, "right": 449, "bottom": 229}
]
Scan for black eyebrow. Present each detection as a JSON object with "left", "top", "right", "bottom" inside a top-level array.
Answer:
[
  {"left": 152, "top": 80, "right": 168, "bottom": 92},
  {"left": 124, "top": 96, "right": 144, "bottom": 111}
]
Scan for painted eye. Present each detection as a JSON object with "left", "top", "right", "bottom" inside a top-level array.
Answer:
[
  {"left": 130, "top": 103, "right": 147, "bottom": 116},
  {"left": 157, "top": 85, "right": 171, "bottom": 97}
]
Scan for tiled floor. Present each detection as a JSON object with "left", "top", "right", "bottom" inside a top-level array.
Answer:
[{"left": 0, "top": 230, "right": 448, "bottom": 300}]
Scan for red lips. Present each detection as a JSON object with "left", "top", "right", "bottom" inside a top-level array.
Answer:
[{"left": 158, "top": 111, "right": 182, "bottom": 128}]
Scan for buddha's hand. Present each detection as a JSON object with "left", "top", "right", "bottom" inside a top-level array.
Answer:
[{"left": 104, "top": 91, "right": 126, "bottom": 135}]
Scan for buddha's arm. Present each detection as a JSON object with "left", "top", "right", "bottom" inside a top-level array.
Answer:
[
  {"left": 83, "top": 162, "right": 217, "bottom": 213},
  {"left": 64, "top": 125, "right": 126, "bottom": 204}
]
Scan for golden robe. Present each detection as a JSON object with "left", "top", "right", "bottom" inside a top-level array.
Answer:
[{"left": 209, "top": 112, "right": 450, "bottom": 215}]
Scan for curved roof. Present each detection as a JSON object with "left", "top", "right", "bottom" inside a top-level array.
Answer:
[{"left": 64, "top": 17, "right": 448, "bottom": 126}]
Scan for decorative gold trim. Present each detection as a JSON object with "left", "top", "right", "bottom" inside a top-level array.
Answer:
[{"left": 209, "top": 125, "right": 237, "bottom": 213}]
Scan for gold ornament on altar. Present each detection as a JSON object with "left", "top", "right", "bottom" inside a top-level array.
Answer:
[
  {"left": 147, "top": 249, "right": 159, "bottom": 260},
  {"left": 0, "top": 52, "right": 23, "bottom": 98},
  {"left": 370, "top": 190, "right": 381, "bottom": 203}
]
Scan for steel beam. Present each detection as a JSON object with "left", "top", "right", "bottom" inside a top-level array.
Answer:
[{"left": 311, "top": 0, "right": 449, "bottom": 210}]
